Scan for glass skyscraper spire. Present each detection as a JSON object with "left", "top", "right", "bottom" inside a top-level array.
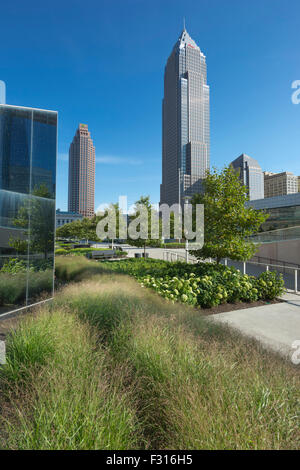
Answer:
[{"left": 160, "top": 28, "right": 210, "bottom": 207}]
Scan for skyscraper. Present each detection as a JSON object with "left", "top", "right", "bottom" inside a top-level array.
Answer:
[
  {"left": 230, "top": 154, "right": 264, "bottom": 201},
  {"left": 68, "top": 123, "right": 95, "bottom": 218},
  {"left": 160, "top": 28, "right": 210, "bottom": 207}
]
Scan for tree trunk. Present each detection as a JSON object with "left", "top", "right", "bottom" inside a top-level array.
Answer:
[{"left": 144, "top": 242, "right": 146, "bottom": 258}]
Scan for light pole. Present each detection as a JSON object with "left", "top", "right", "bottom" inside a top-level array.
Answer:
[{"left": 183, "top": 196, "right": 191, "bottom": 263}]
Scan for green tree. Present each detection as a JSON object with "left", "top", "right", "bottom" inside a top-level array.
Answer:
[
  {"left": 8, "top": 237, "right": 28, "bottom": 254},
  {"left": 190, "top": 166, "right": 269, "bottom": 263},
  {"left": 56, "top": 216, "right": 101, "bottom": 242},
  {"left": 127, "top": 196, "right": 162, "bottom": 257},
  {"left": 12, "top": 184, "right": 55, "bottom": 260}
]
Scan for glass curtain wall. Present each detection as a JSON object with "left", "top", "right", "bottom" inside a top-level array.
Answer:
[{"left": 0, "top": 105, "right": 57, "bottom": 314}]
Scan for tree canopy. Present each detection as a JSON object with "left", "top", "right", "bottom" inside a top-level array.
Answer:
[
  {"left": 11, "top": 184, "right": 55, "bottom": 259},
  {"left": 56, "top": 215, "right": 101, "bottom": 242},
  {"left": 190, "top": 166, "right": 269, "bottom": 263},
  {"left": 127, "top": 196, "right": 162, "bottom": 254}
]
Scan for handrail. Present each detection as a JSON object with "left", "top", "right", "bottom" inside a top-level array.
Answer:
[
  {"left": 163, "top": 250, "right": 300, "bottom": 271},
  {"left": 162, "top": 250, "right": 299, "bottom": 293}
]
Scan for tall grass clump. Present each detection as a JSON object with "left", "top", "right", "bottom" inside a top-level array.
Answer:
[
  {"left": 55, "top": 256, "right": 108, "bottom": 282},
  {"left": 0, "top": 307, "right": 142, "bottom": 450},
  {"left": 0, "top": 270, "right": 53, "bottom": 307},
  {"left": 58, "top": 276, "right": 300, "bottom": 450}
]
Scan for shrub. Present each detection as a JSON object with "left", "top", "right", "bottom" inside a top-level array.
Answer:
[
  {"left": 55, "top": 247, "right": 110, "bottom": 256},
  {"left": 1, "top": 258, "right": 53, "bottom": 274},
  {"left": 254, "top": 271, "right": 285, "bottom": 300},
  {"left": 55, "top": 248, "right": 69, "bottom": 255},
  {"left": 115, "top": 250, "right": 128, "bottom": 257},
  {"left": 99, "top": 259, "right": 285, "bottom": 307},
  {"left": 139, "top": 269, "right": 284, "bottom": 308},
  {"left": 0, "top": 258, "right": 28, "bottom": 274}
]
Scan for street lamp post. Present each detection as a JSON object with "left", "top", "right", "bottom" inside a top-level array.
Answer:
[{"left": 183, "top": 196, "right": 191, "bottom": 264}]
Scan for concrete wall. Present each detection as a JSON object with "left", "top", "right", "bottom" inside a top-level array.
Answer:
[{"left": 253, "top": 239, "right": 300, "bottom": 266}]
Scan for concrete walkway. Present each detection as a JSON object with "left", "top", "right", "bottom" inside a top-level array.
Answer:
[{"left": 209, "top": 292, "right": 300, "bottom": 361}]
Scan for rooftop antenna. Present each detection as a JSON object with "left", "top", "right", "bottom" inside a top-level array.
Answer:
[{"left": 183, "top": 17, "right": 186, "bottom": 31}]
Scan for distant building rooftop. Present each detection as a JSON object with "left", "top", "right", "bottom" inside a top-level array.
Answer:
[
  {"left": 247, "top": 192, "right": 300, "bottom": 210},
  {"left": 231, "top": 153, "right": 262, "bottom": 170}
]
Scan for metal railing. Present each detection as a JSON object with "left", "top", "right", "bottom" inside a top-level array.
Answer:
[
  {"left": 163, "top": 250, "right": 300, "bottom": 293},
  {"left": 248, "top": 225, "right": 300, "bottom": 243}
]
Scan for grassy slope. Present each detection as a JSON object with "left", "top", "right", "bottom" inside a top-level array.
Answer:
[{"left": 0, "top": 256, "right": 299, "bottom": 449}]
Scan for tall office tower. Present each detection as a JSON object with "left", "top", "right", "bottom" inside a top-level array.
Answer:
[
  {"left": 264, "top": 171, "right": 298, "bottom": 198},
  {"left": 68, "top": 123, "right": 95, "bottom": 218},
  {"left": 230, "top": 154, "right": 264, "bottom": 201},
  {"left": 160, "top": 28, "right": 210, "bottom": 208}
]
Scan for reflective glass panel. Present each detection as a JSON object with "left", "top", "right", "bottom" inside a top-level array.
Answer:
[{"left": 0, "top": 105, "right": 57, "bottom": 315}]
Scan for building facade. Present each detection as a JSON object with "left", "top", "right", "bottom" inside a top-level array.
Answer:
[
  {"left": 0, "top": 103, "right": 57, "bottom": 314},
  {"left": 68, "top": 123, "right": 95, "bottom": 218},
  {"left": 246, "top": 192, "right": 300, "bottom": 233},
  {"left": 56, "top": 209, "right": 83, "bottom": 228},
  {"left": 264, "top": 171, "right": 298, "bottom": 198},
  {"left": 230, "top": 154, "right": 264, "bottom": 201},
  {"left": 160, "top": 28, "right": 210, "bottom": 207}
]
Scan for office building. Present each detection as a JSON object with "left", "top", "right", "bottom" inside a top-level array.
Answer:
[
  {"left": 0, "top": 103, "right": 57, "bottom": 313},
  {"left": 68, "top": 123, "right": 95, "bottom": 218},
  {"left": 160, "top": 28, "right": 210, "bottom": 207},
  {"left": 230, "top": 154, "right": 264, "bottom": 200},
  {"left": 264, "top": 171, "right": 298, "bottom": 198},
  {"left": 247, "top": 192, "right": 300, "bottom": 233},
  {"left": 56, "top": 209, "right": 83, "bottom": 228}
]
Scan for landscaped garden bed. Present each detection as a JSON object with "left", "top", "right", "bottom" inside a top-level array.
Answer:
[
  {"left": 100, "top": 258, "right": 285, "bottom": 308},
  {"left": 55, "top": 246, "right": 126, "bottom": 257},
  {"left": 53, "top": 257, "right": 285, "bottom": 315}
]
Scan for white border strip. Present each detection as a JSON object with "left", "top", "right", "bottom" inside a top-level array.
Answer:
[{"left": 0, "top": 297, "right": 54, "bottom": 320}]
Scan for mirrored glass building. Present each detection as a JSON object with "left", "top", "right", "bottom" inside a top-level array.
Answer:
[{"left": 0, "top": 104, "right": 57, "bottom": 315}]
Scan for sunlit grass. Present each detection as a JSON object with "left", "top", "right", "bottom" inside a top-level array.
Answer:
[
  {"left": 56, "top": 268, "right": 300, "bottom": 450},
  {"left": 1, "top": 256, "right": 299, "bottom": 449},
  {"left": 0, "top": 307, "right": 142, "bottom": 450}
]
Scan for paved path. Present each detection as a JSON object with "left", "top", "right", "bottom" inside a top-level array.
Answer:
[
  {"left": 125, "top": 247, "right": 187, "bottom": 260},
  {"left": 208, "top": 293, "right": 300, "bottom": 361}
]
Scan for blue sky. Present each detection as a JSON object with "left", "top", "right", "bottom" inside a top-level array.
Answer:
[{"left": 1, "top": 0, "right": 299, "bottom": 211}]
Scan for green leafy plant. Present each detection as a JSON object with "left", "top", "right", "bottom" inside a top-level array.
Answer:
[
  {"left": 138, "top": 269, "right": 284, "bottom": 308},
  {"left": 190, "top": 166, "right": 269, "bottom": 263},
  {"left": 0, "top": 258, "right": 28, "bottom": 274}
]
